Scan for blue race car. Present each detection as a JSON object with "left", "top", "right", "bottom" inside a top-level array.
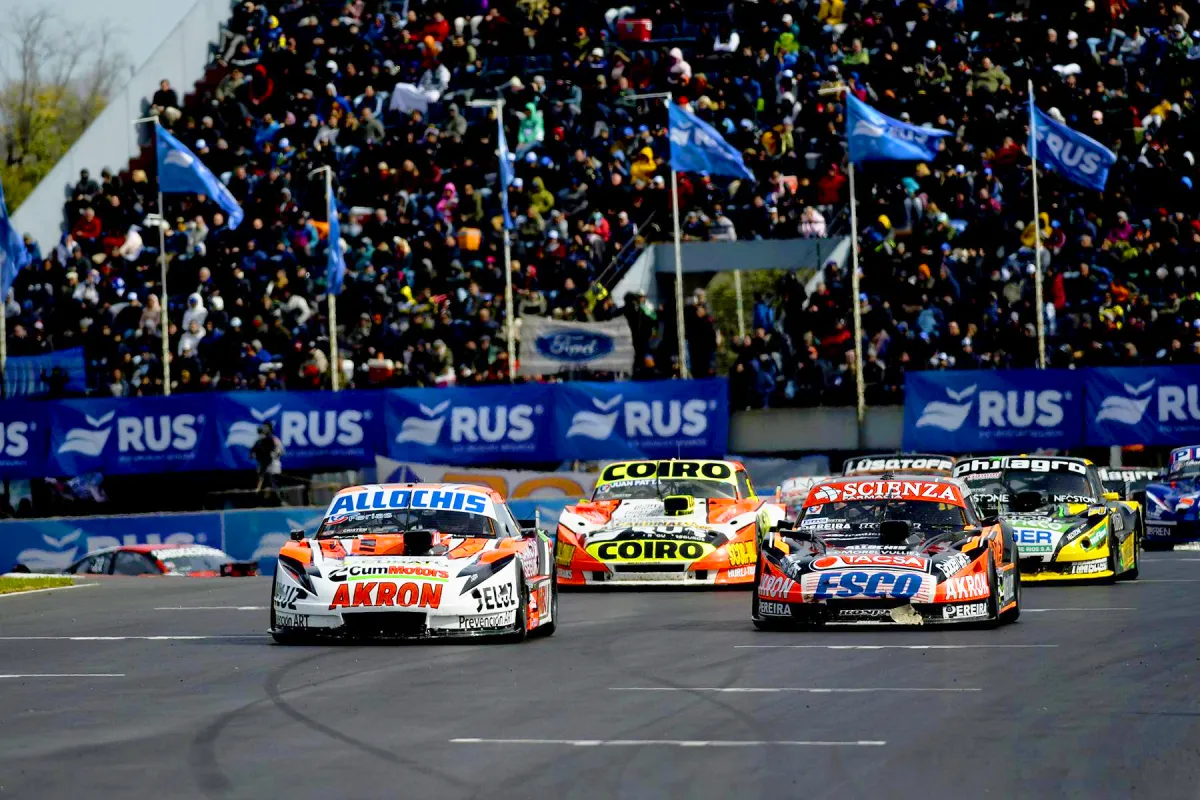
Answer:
[{"left": 1143, "top": 446, "right": 1200, "bottom": 549}]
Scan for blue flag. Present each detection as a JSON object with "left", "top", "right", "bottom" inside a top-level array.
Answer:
[
  {"left": 497, "top": 117, "right": 515, "bottom": 231},
  {"left": 668, "top": 105, "right": 754, "bottom": 180},
  {"left": 0, "top": 180, "right": 32, "bottom": 301},
  {"left": 845, "top": 95, "right": 952, "bottom": 162},
  {"left": 326, "top": 186, "right": 345, "bottom": 296},
  {"left": 155, "top": 123, "right": 244, "bottom": 229},
  {"left": 1029, "top": 102, "right": 1116, "bottom": 192}
]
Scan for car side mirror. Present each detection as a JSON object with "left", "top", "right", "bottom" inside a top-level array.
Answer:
[
  {"left": 521, "top": 527, "right": 540, "bottom": 539},
  {"left": 290, "top": 529, "right": 305, "bottom": 541},
  {"left": 980, "top": 516, "right": 1000, "bottom": 528},
  {"left": 1102, "top": 491, "right": 1120, "bottom": 501}
]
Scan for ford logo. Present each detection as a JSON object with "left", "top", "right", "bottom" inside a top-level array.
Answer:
[{"left": 534, "top": 331, "right": 614, "bottom": 363}]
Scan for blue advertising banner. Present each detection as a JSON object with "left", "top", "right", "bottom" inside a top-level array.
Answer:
[
  {"left": 3, "top": 347, "right": 87, "bottom": 398},
  {"left": 1085, "top": 366, "right": 1200, "bottom": 446},
  {"left": 46, "top": 395, "right": 219, "bottom": 476},
  {"left": 554, "top": 379, "right": 730, "bottom": 460},
  {"left": 222, "top": 507, "right": 328, "bottom": 575},
  {"left": 904, "top": 369, "right": 1083, "bottom": 452},
  {"left": 384, "top": 384, "right": 556, "bottom": 465},
  {"left": 0, "top": 400, "right": 48, "bottom": 477},
  {"left": 213, "top": 391, "right": 384, "bottom": 471},
  {"left": 0, "top": 512, "right": 222, "bottom": 573}
]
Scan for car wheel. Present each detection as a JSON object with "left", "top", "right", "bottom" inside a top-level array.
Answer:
[
  {"left": 530, "top": 578, "right": 558, "bottom": 638},
  {"left": 499, "top": 574, "right": 529, "bottom": 644},
  {"left": 999, "top": 561, "right": 1021, "bottom": 625},
  {"left": 1116, "top": 532, "right": 1140, "bottom": 581},
  {"left": 269, "top": 573, "right": 309, "bottom": 645}
]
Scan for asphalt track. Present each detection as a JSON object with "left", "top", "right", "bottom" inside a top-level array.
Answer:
[{"left": 2, "top": 556, "right": 1200, "bottom": 799}]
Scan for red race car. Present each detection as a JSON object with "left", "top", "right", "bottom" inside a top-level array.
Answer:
[{"left": 62, "top": 543, "right": 257, "bottom": 577}]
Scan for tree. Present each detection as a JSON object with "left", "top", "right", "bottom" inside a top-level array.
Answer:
[{"left": 0, "top": 8, "right": 130, "bottom": 210}]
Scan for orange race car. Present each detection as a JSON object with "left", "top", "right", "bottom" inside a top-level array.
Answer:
[
  {"left": 556, "top": 459, "right": 785, "bottom": 586},
  {"left": 753, "top": 475, "right": 1022, "bottom": 627},
  {"left": 270, "top": 484, "right": 557, "bottom": 642}
]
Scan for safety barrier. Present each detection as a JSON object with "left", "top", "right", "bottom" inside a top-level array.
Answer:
[
  {"left": 904, "top": 366, "right": 1200, "bottom": 451},
  {"left": 1, "top": 498, "right": 574, "bottom": 576}
]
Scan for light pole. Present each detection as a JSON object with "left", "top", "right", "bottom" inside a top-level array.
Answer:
[{"left": 309, "top": 165, "right": 341, "bottom": 390}]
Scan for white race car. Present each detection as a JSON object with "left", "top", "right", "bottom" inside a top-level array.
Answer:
[{"left": 270, "top": 483, "right": 557, "bottom": 642}]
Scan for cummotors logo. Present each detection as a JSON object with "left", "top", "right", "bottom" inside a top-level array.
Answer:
[
  {"left": 226, "top": 404, "right": 365, "bottom": 449},
  {"left": 1096, "top": 379, "right": 1155, "bottom": 425},
  {"left": 915, "top": 385, "right": 976, "bottom": 431},
  {"left": 59, "top": 411, "right": 198, "bottom": 457},
  {"left": 567, "top": 396, "right": 713, "bottom": 440}
]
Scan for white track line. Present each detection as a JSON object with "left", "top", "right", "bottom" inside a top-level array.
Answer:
[
  {"left": 0, "top": 635, "right": 266, "bottom": 641},
  {"left": 1131, "top": 579, "right": 1200, "bottom": 583},
  {"left": 610, "top": 687, "right": 980, "bottom": 693},
  {"left": 736, "top": 644, "right": 1057, "bottom": 650},
  {"left": 0, "top": 583, "right": 98, "bottom": 598},
  {"left": 154, "top": 606, "right": 266, "bottom": 611},
  {"left": 1142, "top": 558, "right": 1200, "bottom": 562},
  {"left": 451, "top": 738, "right": 886, "bottom": 748},
  {"left": 1024, "top": 607, "right": 1136, "bottom": 612},
  {"left": 0, "top": 673, "right": 124, "bottom": 679}
]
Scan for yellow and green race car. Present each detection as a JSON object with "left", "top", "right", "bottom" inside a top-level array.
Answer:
[{"left": 952, "top": 456, "right": 1140, "bottom": 582}]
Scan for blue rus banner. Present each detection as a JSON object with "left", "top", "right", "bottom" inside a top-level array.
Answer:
[
  {"left": 383, "top": 384, "right": 556, "bottom": 465},
  {"left": 46, "top": 395, "right": 219, "bottom": 476},
  {"left": 554, "top": 379, "right": 729, "bottom": 460},
  {"left": 213, "top": 391, "right": 385, "bottom": 471},
  {"left": 1084, "top": 366, "right": 1200, "bottom": 446},
  {"left": 904, "top": 369, "right": 1084, "bottom": 452}
]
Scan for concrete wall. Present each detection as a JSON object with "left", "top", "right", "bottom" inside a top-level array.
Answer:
[
  {"left": 730, "top": 405, "right": 904, "bottom": 453},
  {"left": 12, "top": 0, "right": 230, "bottom": 250}
]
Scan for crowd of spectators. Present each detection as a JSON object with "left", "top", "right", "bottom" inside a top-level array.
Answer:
[{"left": 3, "top": 0, "right": 1200, "bottom": 408}]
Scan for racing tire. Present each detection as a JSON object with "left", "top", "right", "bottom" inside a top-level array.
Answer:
[
  {"left": 499, "top": 574, "right": 529, "bottom": 644},
  {"left": 269, "top": 574, "right": 312, "bottom": 645},
  {"left": 530, "top": 578, "right": 558, "bottom": 638},
  {"left": 751, "top": 559, "right": 793, "bottom": 631},
  {"left": 998, "top": 562, "right": 1021, "bottom": 625},
  {"left": 1116, "top": 532, "right": 1140, "bottom": 581}
]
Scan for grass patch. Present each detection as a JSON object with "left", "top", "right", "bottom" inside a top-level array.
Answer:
[{"left": 0, "top": 575, "right": 74, "bottom": 594}]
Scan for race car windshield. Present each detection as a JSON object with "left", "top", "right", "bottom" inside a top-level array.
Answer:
[
  {"left": 592, "top": 479, "right": 737, "bottom": 501},
  {"left": 800, "top": 500, "right": 967, "bottom": 529},
  {"left": 316, "top": 509, "right": 498, "bottom": 538},
  {"left": 1168, "top": 463, "right": 1200, "bottom": 482},
  {"left": 156, "top": 553, "right": 231, "bottom": 575},
  {"left": 963, "top": 470, "right": 1096, "bottom": 505}
]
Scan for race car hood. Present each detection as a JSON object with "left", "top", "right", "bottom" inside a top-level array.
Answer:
[
  {"left": 770, "top": 527, "right": 990, "bottom": 604},
  {"left": 302, "top": 533, "right": 515, "bottom": 594},
  {"left": 560, "top": 497, "right": 764, "bottom": 538}
]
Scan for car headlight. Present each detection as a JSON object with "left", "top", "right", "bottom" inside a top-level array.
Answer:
[{"left": 1061, "top": 519, "right": 1106, "bottom": 550}]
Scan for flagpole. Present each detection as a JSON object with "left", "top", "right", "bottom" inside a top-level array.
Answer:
[
  {"left": 324, "top": 167, "right": 340, "bottom": 391},
  {"left": 626, "top": 91, "right": 686, "bottom": 379},
  {"left": 468, "top": 97, "right": 516, "bottom": 382},
  {"left": 670, "top": 166, "right": 688, "bottom": 379},
  {"left": 848, "top": 161, "right": 866, "bottom": 440},
  {"left": 157, "top": 188, "right": 171, "bottom": 395},
  {"left": 819, "top": 84, "right": 866, "bottom": 445},
  {"left": 134, "top": 114, "right": 172, "bottom": 396},
  {"left": 1028, "top": 79, "right": 1047, "bottom": 370},
  {"left": 733, "top": 269, "right": 746, "bottom": 339}
]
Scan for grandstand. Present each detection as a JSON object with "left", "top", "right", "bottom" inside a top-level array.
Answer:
[{"left": 3, "top": 0, "right": 1200, "bottom": 410}]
